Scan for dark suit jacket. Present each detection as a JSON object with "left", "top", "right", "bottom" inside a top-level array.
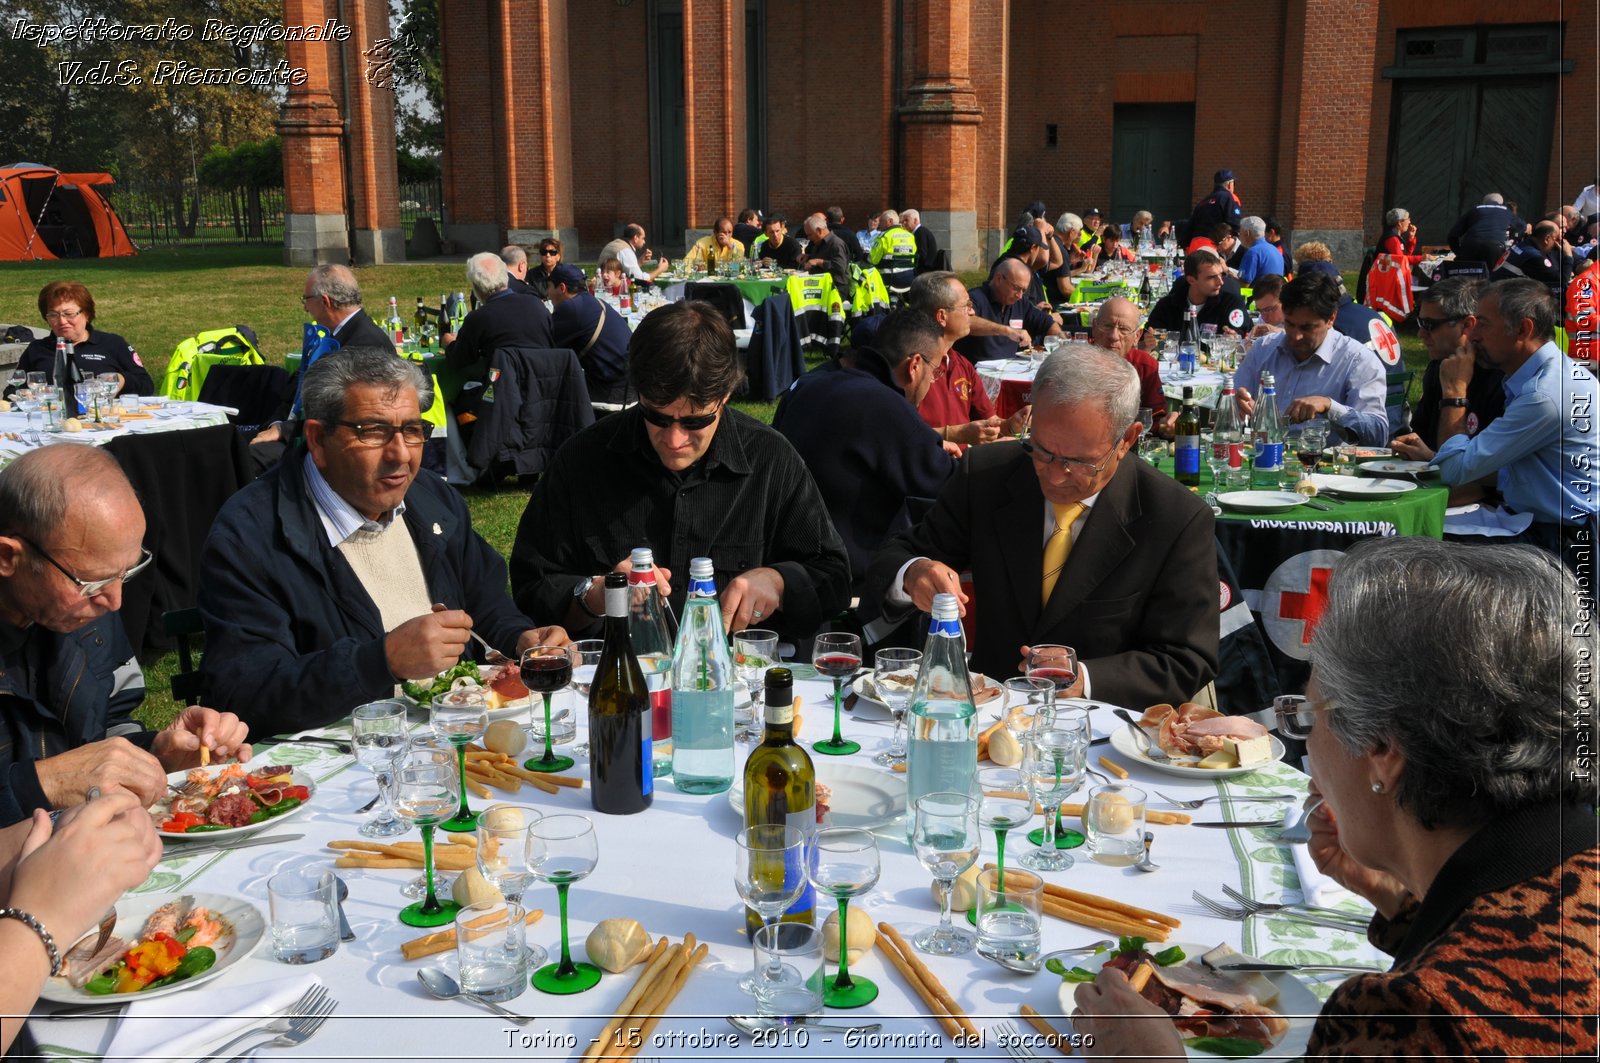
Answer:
[
  {"left": 867, "top": 444, "right": 1219, "bottom": 707},
  {"left": 912, "top": 224, "right": 940, "bottom": 273},
  {"left": 332, "top": 308, "right": 397, "bottom": 354}
]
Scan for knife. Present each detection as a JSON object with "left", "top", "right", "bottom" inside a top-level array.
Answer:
[
  {"left": 1190, "top": 819, "right": 1286, "bottom": 829},
  {"left": 266, "top": 736, "right": 352, "bottom": 754},
  {"left": 1217, "top": 962, "right": 1381, "bottom": 974},
  {"left": 163, "top": 832, "right": 305, "bottom": 859}
]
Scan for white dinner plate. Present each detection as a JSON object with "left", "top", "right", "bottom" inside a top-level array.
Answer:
[
  {"left": 851, "top": 672, "right": 1001, "bottom": 716},
  {"left": 1109, "top": 726, "right": 1286, "bottom": 778},
  {"left": 1333, "top": 445, "right": 1393, "bottom": 460},
  {"left": 729, "top": 761, "right": 905, "bottom": 831},
  {"left": 1057, "top": 943, "right": 1319, "bottom": 1059},
  {"left": 1215, "top": 491, "right": 1308, "bottom": 514},
  {"left": 152, "top": 765, "right": 316, "bottom": 842},
  {"left": 39, "top": 893, "right": 266, "bottom": 1004},
  {"left": 1358, "top": 459, "right": 1437, "bottom": 477},
  {"left": 1307, "top": 474, "right": 1418, "bottom": 498}
]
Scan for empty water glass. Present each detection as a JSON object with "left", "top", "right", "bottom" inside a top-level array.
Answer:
[
  {"left": 454, "top": 899, "right": 529, "bottom": 1001},
  {"left": 974, "top": 867, "right": 1042, "bottom": 968},
  {"left": 751, "top": 922, "right": 825, "bottom": 1024},
  {"left": 268, "top": 868, "right": 339, "bottom": 963}
]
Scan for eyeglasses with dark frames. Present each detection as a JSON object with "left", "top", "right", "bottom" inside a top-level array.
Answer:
[
  {"left": 328, "top": 420, "right": 435, "bottom": 446},
  {"left": 17, "top": 535, "right": 152, "bottom": 598},
  {"left": 1018, "top": 435, "right": 1120, "bottom": 477},
  {"left": 638, "top": 404, "right": 722, "bottom": 431},
  {"left": 1416, "top": 314, "right": 1466, "bottom": 332}
]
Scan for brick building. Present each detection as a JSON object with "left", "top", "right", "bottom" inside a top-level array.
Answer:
[{"left": 282, "top": 0, "right": 1597, "bottom": 269}]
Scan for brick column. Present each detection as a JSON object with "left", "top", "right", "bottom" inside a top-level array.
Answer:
[
  {"left": 1277, "top": 0, "right": 1380, "bottom": 269},
  {"left": 278, "top": 0, "right": 348, "bottom": 265},
  {"left": 900, "top": 0, "right": 985, "bottom": 270},
  {"left": 503, "top": 0, "right": 577, "bottom": 251},
  {"left": 340, "top": 0, "right": 404, "bottom": 263},
  {"left": 682, "top": 0, "right": 746, "bottom": 245}
]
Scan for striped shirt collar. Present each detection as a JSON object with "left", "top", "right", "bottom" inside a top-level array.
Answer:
[{"left": 302, "top": 453, "right": 406, "bottom": 547}]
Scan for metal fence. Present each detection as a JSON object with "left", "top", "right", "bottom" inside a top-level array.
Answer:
[{"left": 108, "top": 177, "right": 443, "bottom": 246}]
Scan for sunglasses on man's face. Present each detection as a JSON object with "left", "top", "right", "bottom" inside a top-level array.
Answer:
[{"left": 639, "top": 404, "right": 722, "bottom": 431}]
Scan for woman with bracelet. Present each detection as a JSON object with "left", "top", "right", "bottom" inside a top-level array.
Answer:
[{"left": 0, "top": 791, "right": 161, "bottom": 1052}]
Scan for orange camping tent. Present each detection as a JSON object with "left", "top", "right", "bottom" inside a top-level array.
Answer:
[{"left": 0, "top": 164, "right": 137, "bottom": 261}]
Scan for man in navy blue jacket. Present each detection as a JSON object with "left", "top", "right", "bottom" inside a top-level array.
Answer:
[
  {"left": 773, "top": 309, "right": 958, "bottom": 590},
  {"left": 198, "top": 348, "right": 569, "bottom": 737}
]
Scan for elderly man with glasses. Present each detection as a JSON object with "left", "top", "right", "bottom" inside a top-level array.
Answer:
[
  {"left": 510, "top": 301, "right": 850, "bottom": 640},
  {"left": 197, "top": 348, "right": 568, "bottom": 737},
  {"left": 867, "top": 344, "right": 1218, "bottom": 706},
  {"left": 0, "top": 447, "right": 250, "bottom": 826}
]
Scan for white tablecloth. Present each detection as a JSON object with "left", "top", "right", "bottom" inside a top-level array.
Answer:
[
  {"left": 32, "top": 679, "right": 1382, "bottom": 1060},
  {"left": 0, "top": 400, "right": 235, "bottom": 461}
]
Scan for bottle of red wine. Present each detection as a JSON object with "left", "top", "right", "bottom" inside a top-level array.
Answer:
[{"left": 589, "top": 572, "right": 652, "bottom": 815}]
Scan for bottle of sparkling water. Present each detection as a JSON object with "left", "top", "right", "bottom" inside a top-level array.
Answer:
[
  {"left": 904, "top": 593, "right": 979, "bottom": 842},
  {"left": 627, "top": 548, "right": 675, "bottom": 778},
  {"left": 670, "top": 558, "right": 734, "bottom": 793},
  {"left": 1252, "top": 372, "right": 1285, "bottom": 487}
]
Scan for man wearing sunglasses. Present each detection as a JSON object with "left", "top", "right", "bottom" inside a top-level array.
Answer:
[
  {"left": 198, "top": 348, "right": 569, "bottom": 737},
  {"left": 511, "top": 301, "right": 850, "bottom": 639},
  {"left": 867, "top": 345, "right": 1218, "bottom": 708},
  {"left": 0, "top": 447, "right": 251, "bottom": 826}
]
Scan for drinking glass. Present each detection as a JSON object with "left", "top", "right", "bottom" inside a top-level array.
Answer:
[
  {"left": 1000, "top": 676, "right": 1054, "bottom": 732},
  {"left": 454, "top": 899, "right": 528, "bottom": 1001},
  {"left": 751, "top": 923, "right": 825, "bottom": 1024},
  {"left": 393, "top": 747, "right": 462, "bottom": 928},
  {"left": 476, "top": 803, "right": 548, "bottom": 968},
  {"left": 811, "top": 632, "right": 863, "bottom": 756},
  {"left": 527, "top": 814, "right": 602, "bottom": 994},
  {"left": 871, "top": 647, "right": 921, "bottom": 766},
  {"left": 911, "top": 792, "right": 980, "bottom": 956},
  {"left": 1297, "top": 423, "right": 1328, "bottom": 474},
  {"left": 268, "top": 869, "right": 339, "bottom": 963},
  {"left": 1137, "top": 407, "right": 1154, "bottom": 445},
  {"left": 734, "top": 824, "right": 807, "bottom": 994},
  {"left": 568, "top": 638, "right": 604, "bottom": 757},
  {"left": 431, "top": 688, "right": 488, "bottom": 832},
  {"left": 975, "top": 867, "right": 1043, "bottom": 968},
  {"left": 36, "top": 385, "right": 61, "bottom": 432},
  {"left": 352, "top": 699, "right": 410, "bottom": 838},
  {"left": 806, "top": 827, "right": 879, "bottom": 1008},
  {"left": 520, "top": 645, "right": 576, "bottom": 772},
  {"left": 13, "top": 390, "right": 40, "bottom": 443},
  {"left": 25, "top": 372, "right": 46, "bottom": 391},
  {"left": 74, "top": 382, "right": 95, "bottom": 422},
  {"left": 966, "top": 767, "right": 1033, "bottom": 927},
  {"left": 1025, "top": 644, "right": 1078, "bottom": 695},
  {"left": 732, "top": 628, "right": 779, "bottom": 742},
  {"left": 1028, "top": 702, "right": 1091, "bottom": 849},
  {"left": 1019, "top": 716, "right": 1088, "bottom": 871},
  {"left": 1086, "top": 783, "right": 1148, "bottom": 865}
]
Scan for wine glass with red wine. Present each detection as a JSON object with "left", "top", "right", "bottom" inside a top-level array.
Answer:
[
  {"left": 1026, "top": 644, "right": 1079, "bottom": 694},
  {"left": 812, "top": 632, "right": 863, "bottom": 757},
  {"left": 521, "top": 646, "right": 577, "bottom": 773}
]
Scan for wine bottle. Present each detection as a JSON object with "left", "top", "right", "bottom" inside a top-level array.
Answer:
[
  {"left": 742, "top": 668, "right": 815, "bottom": 936},
  {"left": 670, "top": 558, "right": 735, "bottom": 794},
  {"left": 904, "top": 593, "right": 979, "bottom": 842},
  {"left": 589, "top": 572, "right": 652, "bottom": 815},
  {"left": 627, "top": 548, "right": 675, "bottom": 778},
  {"left": 1174, "top": 386, "right": 1202, "bottom": 487}
]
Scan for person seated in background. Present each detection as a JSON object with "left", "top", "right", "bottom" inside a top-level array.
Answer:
[
  {"left": 1073, "top": 538, "right": 1597, "bottom": 1060},
  {"left": 1446, "top": 193, "right": 1515, "bottom": 267},
  {"left": 442, "top": 252, "right": 553, "bottom": 393},
  {"left": 1263, "top": 216, "right": 1286, "bottom": 258},
  {"left": 870, "top": 209, "right": 920, "bottom": 292},
  {"left": 510, "top": 301, "right": 850, "bottom": 641},
  {"left": 1122, "top": 210, "right": 1154, "bottom": 244},
  {"left": 1233, "top": 271, "right": 1390, "bottom": 446},
  {"left": 774, "top": 309, "right": 957, "bottom": 590},
  {"left": 1093, "top": 297, "right": 1168, "bottom": 433},
  {"left": 1047, "top": 213, "right": 1089, "bottom": 303},
  {"left": 0, "top": 447, "right": 251, "bottom": 826},
  {"left": 1145, "top": 247, "right": 1252, "bottom": 339},
  {"left": 749, "top": 213, "right": 802, "bottom": 270},
  {"left": 4, "top": 281, "right": 153, "bottom": 398},
  {"left": 955, "top": 258, "right": 1064, "bottom": 366},
  {"left": 0, "top": 790, "right": 163, "bottom": 1055},
  {"left": 526, "top": 238, "right": 564, "bottom": 299},
  {"left": 598, "top": 257, "right": 627, "bottom": 300},
  {"left": 902, "top": 208, "right": 939, "bottom": 274},
  {"left": 909, "top": 270, "right": 1031, "bottom": 449},
  {"left": 991, "top": 225, "right": 1054, "bottom": 308},
  {"left": 599, "top": 223, "right": 669, "bottom": 285},
  {"left": 853, "top": 212, "right": 881, "bottom": 256},
  {"left": 1235, "top": 216, "right": 1285, "bottom": 284},
  {"left": 500, "top": 244, "right": 535, "bottom": 297},
  {"left": 1095, "top": 223, "right": 1135, "bottom": 266},
  {"left": 1243, "top": 272, "right": 1286, "bottom": 351},
  {"left": 1499, "top": 221, "right": 1573, "bottom": 297},
  {"left": 801, "top": 213, "right": 855, "bottom": 300},
  {"left": 867, "top": 345, "right": 1218, "bottom": 706},
  {"left": 684, "top": 216, "right": 745, "bottom": 273},
  {"left": 731, "top": 208, "right": 763, "bottom": 250},
  {"left": 827, "top": 206, "right": 868, "bottom": 263},
  {"left": 547, "top": 263, "right": 632, "bottom": 405},
  {"left": 198, "top": 348, "right": 569, "bottom": 737},
  {"left": 1379, "top": 208, "right": 1419, "bottom": 257}
]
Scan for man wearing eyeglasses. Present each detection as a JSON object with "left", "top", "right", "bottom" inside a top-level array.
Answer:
[
  {"left": 510, "top": 301, "right": 850, "bottom": 639},
  {"left": 197, "top": 348, "right": 569, "bottom": 736},
  {"left": 867, "top": 345, "right": 1219, "bottom": 708},
  {"left": 1093, "top": 297, "right": 1169, "bottom": 434},
  {"left": 0, "top": 447, "right": 251, "bottom": 826}
]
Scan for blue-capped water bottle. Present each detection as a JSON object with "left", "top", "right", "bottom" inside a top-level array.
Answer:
[
  {"left": 670, "top": 558, "right": 735, "bottom": 793},
  {"left": 904, "top": 593, "right": 979, "bottom": 841},
  {"left": 1252, "top": 371, "right": 1285, "bottom": 486}
]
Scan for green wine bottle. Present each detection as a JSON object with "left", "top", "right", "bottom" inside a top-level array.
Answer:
[
  {"left": 589, "top": 572, "right": 652, "bottom": 815},
  {"left": 1174, "top": 385, "right": 1202, "bottom": 488},
  {"left": 741, "top": 668, "right": 816, "bottom": 937}
]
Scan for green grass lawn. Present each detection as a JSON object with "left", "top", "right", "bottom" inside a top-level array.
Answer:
[{"left": 1, "top": 248, "right": 1426, "bottom": 730}]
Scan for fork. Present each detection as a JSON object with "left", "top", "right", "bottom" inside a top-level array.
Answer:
[
  {"left": 1220, "top": 883, "right": 1371, "bottom": 924},
  {"left": 1192, "top": 890, "right": 1368, "bottom": 932},
  {"left": 221, "top": 993, "right": 336, "bottom": 1062},
  {"left": 203, "top": 984, "right": 328, "bottom": 1060},
  {"left": 1155, "top": 790, "right": 1297, "bottom": 809},
  {"left": 992, "top": 1019, "right": 1041, "bottom": 1061},
  {"left": 469, "top": 629, "right": 508, "bottom": 664}
]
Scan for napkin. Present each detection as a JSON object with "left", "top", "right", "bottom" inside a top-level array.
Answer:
[
  {"left": 1443, "top": 503, "right": 1534, "bottom": 538},
  {"left": 103, "top": 975, "right": 314, "bottom": 1063},
  {"left": 1289, "top": 838, "right": 1357, "bottom": 909}
]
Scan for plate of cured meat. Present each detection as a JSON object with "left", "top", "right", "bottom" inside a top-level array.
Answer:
[
  {"left": 148, "top": 762, "right": 316, "bottom": 840},
  {"left": 1109, "top": 703, "right": 1284, "bottom": 777}
]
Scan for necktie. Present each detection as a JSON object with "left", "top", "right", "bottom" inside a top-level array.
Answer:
[{"left": 1041, "top": 502, "right": 1086, "bottom": 606}]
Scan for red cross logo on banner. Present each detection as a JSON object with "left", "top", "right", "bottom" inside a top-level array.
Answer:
[
  {"left": 1369, "top": 319, "right": 1402, "bottom": 366},
  {"left": 1261, "top": 548, "right": 1347, "bottom": 658},
  {"left": 1279, "top": 566, "right": 1332, "bottom": 645}
]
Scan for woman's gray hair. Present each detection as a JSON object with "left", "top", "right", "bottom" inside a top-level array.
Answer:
[
  {"left": 467, "top": 252, "right": 509, "bottom": 300},
  {"left": 1384, "top": 207, "right": 1410, "bottom": 228},
  {"left": 301, "top": 347, "right": 432, "bottom": 424},
  {"left": 1311, "top": 538, "right": 1592, "bottom": 829},
  {"left": 1031, "top": 344, "right": 1140, "bottom": 440},
  {"left": 307, "top": 264, "right": 362, "bottom": 309}
]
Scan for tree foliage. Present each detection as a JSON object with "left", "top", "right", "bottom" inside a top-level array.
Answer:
[{"left": 389, "top": 0, "right": 442, "bottom": 159}]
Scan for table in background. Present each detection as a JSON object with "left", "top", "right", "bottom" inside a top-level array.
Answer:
[{"left": 977, "top": 357, "right": 1226, "bottom": 418}]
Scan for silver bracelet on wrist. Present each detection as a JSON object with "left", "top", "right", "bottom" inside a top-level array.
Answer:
[{"left": 0, "top": 907, "right": 63, "bottom": 976}]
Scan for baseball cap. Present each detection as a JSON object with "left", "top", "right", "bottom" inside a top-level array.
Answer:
[
  {"left": 1084, "top": 207, "right": 1102, "bottom": 217},
  {"left": 1215, "top": 169, "right": 1235, "bottom": 184},
  {"left": 1011, "top": 225, "right": 1045, "bottom": 249},
  {"left": 549, "top": 263, "right": 586, "bottom": 290},
  {"left": 1026, "top": 201, "right": 1048, "bottom": 219}
]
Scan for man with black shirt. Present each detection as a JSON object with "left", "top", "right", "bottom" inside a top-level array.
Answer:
[
  {"left": 501, "top": 245, "right": 536, "bottom": 297},
  {"left": 903, "top": 208, "right": 939, "bottom": 274},
  {"left": 441, "top": 253, "right": 553, "bottom": 398},
  {"left": 802, "top": 213, "right": 854, "bottom": 300},
  {"left": 1145, "top": 248, "right": 1252, "bottom": 339},
  {"left": 826, "top": 206, "right": 867, "bottom": 263},
  {"left": 1447, "top": 194, "right": 1515, "bottom": 267},
  {"left": 955, "top": 259, "right": 1063, "bottom": 365},
  {"left": 750, "top": 213, "right": 802, "bottom": 270},
  {"left": 732, "top": 208, "right": 763, "bottom": 250}
]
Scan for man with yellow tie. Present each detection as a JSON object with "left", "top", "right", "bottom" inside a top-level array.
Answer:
[{"left": 867, "top": 345, "right": 1218, "bottom": 707}]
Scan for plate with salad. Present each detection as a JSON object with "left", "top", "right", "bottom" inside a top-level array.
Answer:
[
  {"left": 40, "top": 893, "right": 265, "bottom": 1003},
  {"left": 149, "top": 762, "right": 315, "bottom": 840},
  {"left": 401, "top": 660, "right": 533, "bottom": 719}
]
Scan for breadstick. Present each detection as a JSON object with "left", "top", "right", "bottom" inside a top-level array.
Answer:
[
  {"left": 200, "top": 745, "right": 210, "bottom": 767},
  {"left": 1018, "top": 1005, "right": 1075, "bottom": 1058},
  {"left": 878, "top": 923, "right": 979, "bottom": 1039},
  {"left": 1039, "top": 881, "right": 1182, "bottom": 929},
  {"left": 621, "top": 942, "right": 707, "bottom": 1061},
  {"left": 494, "top": 763, "right": 563, "bottom": 793},
  {"left": 399, "top": 908, "right": 543, "bottom": 960},
  {"left": 874, "top": 930, "right": 962, "bottom": 1039},
  {"left": 596, "top": 939, "right": 696, "bottom": 1063},
  {"left": 1043, "top": 898, "right": 1169, "bottom": 941},
  {"left": 581, "top": 938, "right": 674, "bottom": 1063},
  {"left": 465, "top": 761, "right": 524, "bottom": 791},
  {"left": 464, "top": 749, "right": 505, "bottom": 761},
  {"left": 1056, "top": 802, "right": 1190, "bottom": 826},
  {"left": 1097, "top": 755, "right": 1128, "bottom": 780},
  {"left": 1127, "top": 961, "right": 1155, "bottom": 992}
]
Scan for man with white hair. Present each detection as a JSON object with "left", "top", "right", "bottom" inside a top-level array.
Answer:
[
  {"left": 870, "top": 209, "right": 919, "bottom": 293},
  {"left": 441, "top": 251, "right": 552, "bottom": 396},
  {"left": 1235, "top": 216, "right": 1284, "bottom": 285},
  {"left": 801, "top": 213, "right": 854, "bottom": 299},
  {"left": 902, "top": 208, "right": 939, "bottom": 274},
  {"left": 867, "top": 345, "right": 1218, "bottom": 706},
  {"left": 501, "top": 244, "right": 536, "bottom": 296}
]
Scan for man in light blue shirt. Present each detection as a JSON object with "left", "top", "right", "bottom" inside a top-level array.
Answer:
[
  {"left": 1234, "top": 271, "right": 1390, "bottom": 445},
  {"left": 1235, "top": 216, "right": 1285, "bottom": 285},
  {"left": 1434, "top": 278, "right": 1598, "bottom": 561}
]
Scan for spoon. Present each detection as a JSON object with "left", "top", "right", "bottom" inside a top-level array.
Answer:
[
  {"left": 417, "top": 967, "right": 534, "bottom": 1024},
  {"left": 726, "top": 1016, "right": 882, "bottom": 1036},
  {"left": 332, "top": 876, "right": 355, "bottom": 941},
  {"left": 1135, "top": 831, "right": 1159, "bottom": 872},
  {"left": 985, "top": 939, "right": 1118, "bottom": 974},
  {"left": 1111, "top": 708, "right": 1169, "bottom": 762}
]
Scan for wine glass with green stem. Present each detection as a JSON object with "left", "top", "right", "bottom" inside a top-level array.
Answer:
[
  {"left": 1027, "top": 702, "right": 1091, "bottom": 850},
  {"left": 431, "top": 688, "right": 488, "bottom": 832},
  {"left": 967, "top": 766, "right": 1034, "bottom": 927},
  {"left": 526, "top": 814, "right": 602, "bottom": 994},
  {"left": 811, "top": 632, "right": 863, "bottom": 756},
  {"left": 1020, "top": 713, "right": 1087, "bottom": 872},
  {"left": 392, "top": 747, "right": 462, "bottom": 928},
  {"left": 806, "top": 827, "right": 880, "bottom": 1008}
]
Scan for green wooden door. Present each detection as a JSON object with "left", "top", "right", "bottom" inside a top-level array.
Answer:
[
  {"left": 649, "top": 2, "right": 687, "bottom": 248},
  {"left": 1111, "top": 104, "right": 1195, "bottom": 227}
]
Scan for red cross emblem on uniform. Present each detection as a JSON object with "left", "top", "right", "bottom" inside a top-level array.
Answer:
[{"left": 1370, "top": 320, "right": 1402, "bottom": 366}]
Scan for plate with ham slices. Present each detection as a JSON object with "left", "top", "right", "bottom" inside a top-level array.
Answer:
[
  {"left": 148, "top": 763, "right": 316, "bottom": 840},
  {"left": 1109, "top": 703, "right": 1285, "bottom": 777}
]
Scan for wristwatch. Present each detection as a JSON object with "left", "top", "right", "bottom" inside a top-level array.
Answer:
[
  {"left": 574, "top": 576, "right": 602, "bottom": 619},
  {"left": 1440, "top": 397, "right": 1470, "bottom": 408}
]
